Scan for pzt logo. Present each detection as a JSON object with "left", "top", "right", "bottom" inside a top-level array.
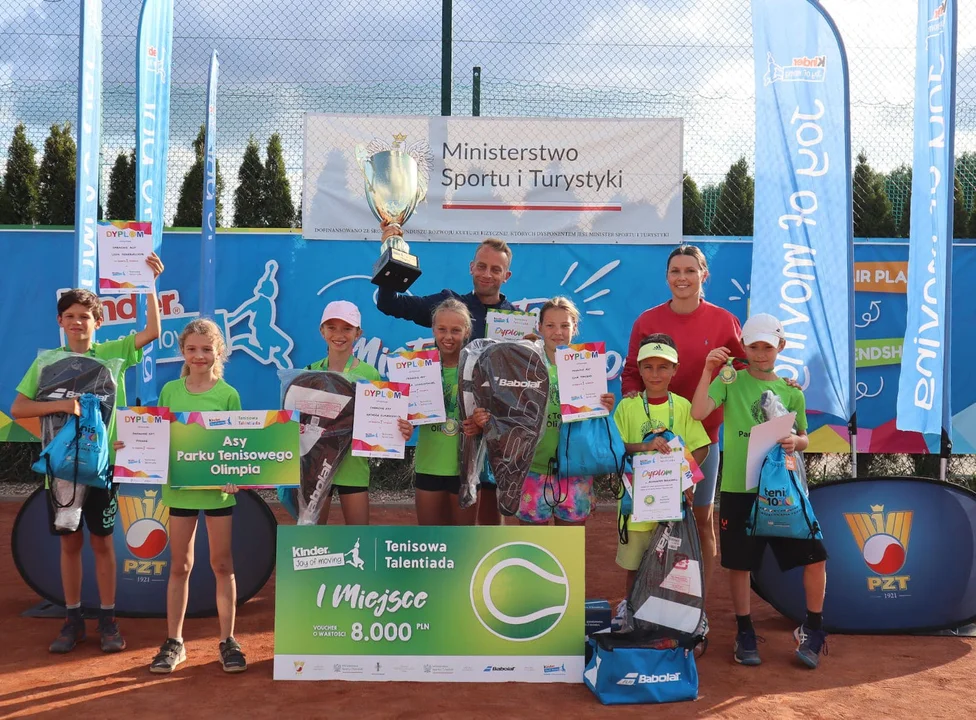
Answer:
[
  {"left": 120, "top": 489, "right": 169, "bottom": 578},
  {"left": 844, "top": 504, "right": 912, "bottom": 595},
  {"left": 495, "top": 378, "right": 542, "bottom": 388},
  {"left": 617, "top": 672, "right": 681, "bottom": 686}
]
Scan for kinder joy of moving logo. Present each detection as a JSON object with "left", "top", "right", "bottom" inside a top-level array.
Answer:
[
  {"left": 844, "top": 504, "right": 913, "bottom": 592},
  {"left": 119, "top": 489, "right": 169, "bottom": 577},
  {"left": 763, "top": 52, "right": 827, "bottom": 86},
  {"left": 470, "top": 542, "right": 569, "bottom": 642}
]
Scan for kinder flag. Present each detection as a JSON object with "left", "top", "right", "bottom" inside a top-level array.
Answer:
[
  {"left": 73, "top": 0, "right": 103, "bottom": 291},
  {"left": 134, "top": 0, "right": 174, "bottom": 404},
  {"left": 750, "top": 0, "right": 855, "bottom": 427},
  {"left": 201, "top": 50, "right": 219, "bottom": 318},
  {"left": 897, "top": 0, "right": 957, "bottom": 440}
]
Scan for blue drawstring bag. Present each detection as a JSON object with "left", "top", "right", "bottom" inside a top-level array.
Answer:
[
  {"left": 32, "top": 393, "right": 110, "bottom": 490},
  {"left": 748, "top": 445, "right": 822, "bottom": 539},
  {"left": 557, "top": 415, "right": 626, "bottom": 478}
]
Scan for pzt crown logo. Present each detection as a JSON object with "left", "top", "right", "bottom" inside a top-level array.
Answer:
[
  {"left": 119, "top": 489, "right": 169, "bottom": 577},
  {"left": 844, "top": 504, "right": 912, "bottom": 593}
]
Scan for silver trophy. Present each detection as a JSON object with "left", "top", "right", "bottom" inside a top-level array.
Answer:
[{"left": 355, "top": 134, "right": 431, "bottom": 291}]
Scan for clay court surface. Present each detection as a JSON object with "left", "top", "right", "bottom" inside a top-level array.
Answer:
[{"left": 1, "top": 501, "right": 973, "bottom": 719}]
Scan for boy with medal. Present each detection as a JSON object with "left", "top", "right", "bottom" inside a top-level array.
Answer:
[{"left": 613, "top": 334, "right": 710, "bottom": 597}]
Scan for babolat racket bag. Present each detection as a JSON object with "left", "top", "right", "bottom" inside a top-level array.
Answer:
[
  {"left": 469, "top": 340, "right": 549, "bottom": 516},
  {"left": 33, "top": 352, "right": 121, "bottom": 532},
  {"left": 627, "top": 499, "right": 707, "bottom": 639},
  {"left": 458, "top": 340, "right": 494, "bottom": 510},
  {"left": 584, "top": 629, "right": 699, "bottom": 705},
  {"left": 279, "top": 370, "right": 356, "bottom": 525}
]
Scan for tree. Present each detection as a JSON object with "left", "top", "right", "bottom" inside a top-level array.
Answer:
[
  {"left": 173, "top": 125, "right": 225, "bottom": 228},
  {"left": 38, "top": 123, "right": 77, "bottom": 225},
  {"left": 262, "top": 133, "right": 294, "bottom": 228},
  {"left": 295, "top": 191, "right": 303, "bottom": 229},
  {"left": 0, "top": 123, "right": 40, "bottom": 225},
  {"left": 106, "top": 150, "right": 136, "bottom": 220},
  {"left": 954, "top": 175, "right": 968, "bottom": 239},
  {"left": 712, "top": 157, "right": 753, "bottom": 237},
  {"left": 682, "top": 173, "right": 705, "bottom": 236},
  {"left": 853, "top": 151, "right": 895, "bottom": 238},
  {"left": 885, "top": 164, "right": 912, "bottom": 238},
  {"left": 233, "top": 136, "right": 264, "bottom": 227}
]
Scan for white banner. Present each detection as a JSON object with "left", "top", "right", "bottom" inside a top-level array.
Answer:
[{"left": 304, "top": 114, "right": 682, "bottom": 244}]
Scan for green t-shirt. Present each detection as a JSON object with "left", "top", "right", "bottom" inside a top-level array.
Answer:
[
  {"left": 613, "top": 392, "right": 710, "bottom": 532},
  {"left": 159, "top": 378, "right": 242, "bottom": 510},
  {"left": 16, "top": 335, "right": 142, "bottom": 463},
  {"left": 306, "top": 355, "right": 381, "bottom": 488},
  {"left": 708, "top": 370, "right": 808, "bottom": 494},
  {"left": 415, "top": 365, "right": 461, "bottom": 477},
  {"left": 530, "top": 364, "right": 562, "bottom": 474}
]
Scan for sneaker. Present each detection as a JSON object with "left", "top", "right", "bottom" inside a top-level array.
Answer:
[
  {"left": 49, "top": 618, "right": 86, "bottom": 654},
  {"left": 97, "top": 616, "right": 126, "bottom": 653},
  {"left": 149, "top": 638, "right": 186, "bottom": 674},
  {"left": 794, "top": 625, "right": 828, "bottom": 669},
  {"left": 733, "top": 629, "right": 762, "bottom": 666},
  {"left": 219, "top": 637, "right": 247, "bottom": 673}
]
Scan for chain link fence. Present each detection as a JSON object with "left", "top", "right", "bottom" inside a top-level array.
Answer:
[{"left": 1, "top": 1, "right": 975, "bottom": 234}]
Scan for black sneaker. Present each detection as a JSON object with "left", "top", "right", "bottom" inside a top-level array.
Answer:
[
  {"left": 97, "top": 615, "right": 126, "bottom": 653},
  {"left": 49, "top": 618, "right": 86, "bottom": 654},
  {"left": 150, "top": 638, "right": 186, "bottom": 674},
  {"left": 219, "top": 637, "right": 247, "bottom": 673}
]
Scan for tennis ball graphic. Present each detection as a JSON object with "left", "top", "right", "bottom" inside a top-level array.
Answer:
[
  {"left": 644, "top": 495, "right": 655, "bottom": 506},
  {"left": 470, "top": 542, "right": 569, "bottom": 641}
]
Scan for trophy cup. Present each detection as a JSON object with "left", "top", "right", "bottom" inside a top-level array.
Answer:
[{"left": 356, "top": 134, "right": 431, "bottom": 291}]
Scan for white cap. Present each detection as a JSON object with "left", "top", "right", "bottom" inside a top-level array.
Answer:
[
  {"left": 742, "top": 313, "right": 785, "bottom": 346},
  {"left": 320, "top": 300, "right": 361, "bottom": 328}
]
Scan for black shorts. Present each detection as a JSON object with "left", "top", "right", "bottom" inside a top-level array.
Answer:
[
  {"left": 415, "top": 473, "right": 461, "bottom": 494},
  {"left": 335, "top": 485, "right": 367, "bottom": 496},
  {"left": 168, "top": 505, "right": 234, "bottom": 518},
  {"left": 47, "top": 482, "right": 118, "bottom": 537},
  {"left": 719, "top": 492, "right": 828, "bottom": 572}
]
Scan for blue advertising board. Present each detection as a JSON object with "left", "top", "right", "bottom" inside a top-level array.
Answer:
[
  {"left": 2, "top": 230, "right": 976, "bottom": 453},
  {"left": 752, "top": 477, "right": 976, "bottom": 633}
]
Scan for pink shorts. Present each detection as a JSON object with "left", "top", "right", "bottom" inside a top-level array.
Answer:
[{"left": 516, "top": 471, "right": 594, "bottom": 524}]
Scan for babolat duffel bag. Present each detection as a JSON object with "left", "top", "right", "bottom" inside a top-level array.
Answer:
[{"left": 583, "top": 630, "right": 699, "bottom": 705}]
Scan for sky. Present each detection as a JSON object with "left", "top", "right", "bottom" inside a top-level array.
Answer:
[{"left": 0, "top": 0, "right": 974, "bottom": 223}]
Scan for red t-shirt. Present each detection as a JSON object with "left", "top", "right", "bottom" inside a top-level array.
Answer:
[{"left": 621, "top": 300, "right": 745, "bottom": 443}]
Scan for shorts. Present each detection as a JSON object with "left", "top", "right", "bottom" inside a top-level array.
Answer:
[
  {"left": 335, "top": 484, "right": 367, "bottom": 496},
  {"left": 693, "top": 443, "right": 720, "bottom": 508},
  {"left": 615, "top": 529, "right": 654, "bottom": 571},
  {"left": 415, "top": 473, "right": 461, "bottom": 494},
  {"left": 168, "top": 505, "right": 234, "bottom": 518},
  {"left": 516, "top": 472, "right": 593, "bottom": 524},
  {"left": 47, "top": 482, "right": 118, "bottom": 537},
  {"left": 719, "top": 491, "right": 828, "bottom": 572}
]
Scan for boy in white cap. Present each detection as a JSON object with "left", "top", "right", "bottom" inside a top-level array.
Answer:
[
  {"left": 691, "top": 313, "right": 827, "bottom": 669},
  {"left": 305, "top": 300, "right": 412, "bottom": 525}
]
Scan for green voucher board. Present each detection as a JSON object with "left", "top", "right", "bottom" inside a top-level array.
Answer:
[
  {"left": 274, "top": 525, "right": 585, "bottom": 682},
  {"left": 169, "top": 410, "right": 300, "bottom": 488}
]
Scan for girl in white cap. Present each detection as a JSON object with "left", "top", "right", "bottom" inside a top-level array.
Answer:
[{"left": 306, "top": 300, "right": 412, "bottom": 525}]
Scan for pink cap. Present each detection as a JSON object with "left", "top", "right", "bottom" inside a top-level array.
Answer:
[{"left": 320, "top": 300, "right": 361, "bottom": 328}]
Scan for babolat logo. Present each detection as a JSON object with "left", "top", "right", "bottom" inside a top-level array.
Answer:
[
  {"left": 617, "top": 672, "right": 681, "bottom": 686},
  {"left": 483, "top": 665, "right": 515, "bottom": 672},
  {"left": 44, "top": 388, "right": 110, "bottom": 402},
  {"left": 844, "top": 504, "right": 912, "bottom": 593},
  {"left": 495, "top": 377, "right": 543, "bottom": 388},
  {"left": 470, "top": 542, "right": 569, "bottom": 641}
]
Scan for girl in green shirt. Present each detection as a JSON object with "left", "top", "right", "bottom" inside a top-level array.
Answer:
[
  {"left": 124, "top": 319, "right": 247, "bottom": 675},
  {"left": 414, "top": 299, "right": 477, "bottom": 526},
  {"left": 307, "top": 301, "right": 412, "bottom": 526}
]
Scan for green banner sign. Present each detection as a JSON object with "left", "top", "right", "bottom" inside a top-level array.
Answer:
[
  {"left": 169, "top": 410, "right": 300, "bottom": 488},
  {"left": 274, "top": 525, "right": 585, "bottom": 682}
]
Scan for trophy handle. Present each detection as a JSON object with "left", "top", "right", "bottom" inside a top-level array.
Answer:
[{"left": 354, "top": 145, "right": 375, "bottom": 192}]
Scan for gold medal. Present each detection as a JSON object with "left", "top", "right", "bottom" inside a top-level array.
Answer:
[{"left": 718, "top": 361, "right": 737, "bottom": 384}]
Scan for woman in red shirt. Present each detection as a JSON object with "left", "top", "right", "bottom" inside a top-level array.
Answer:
[{"left": 622, "top": 245, "right": 744, "bottom": 604}]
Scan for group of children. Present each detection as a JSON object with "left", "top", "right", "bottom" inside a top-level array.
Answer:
[{"left": 10, "top": 247, "right": 828, "bottom": 676}]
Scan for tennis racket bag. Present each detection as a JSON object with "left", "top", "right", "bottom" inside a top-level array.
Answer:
[
  {"left": 460, "top": 339, "right": 549, "bottom": 516},
  {"left": 279, "top": 370, "right": 356, "bottom": 525}
]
